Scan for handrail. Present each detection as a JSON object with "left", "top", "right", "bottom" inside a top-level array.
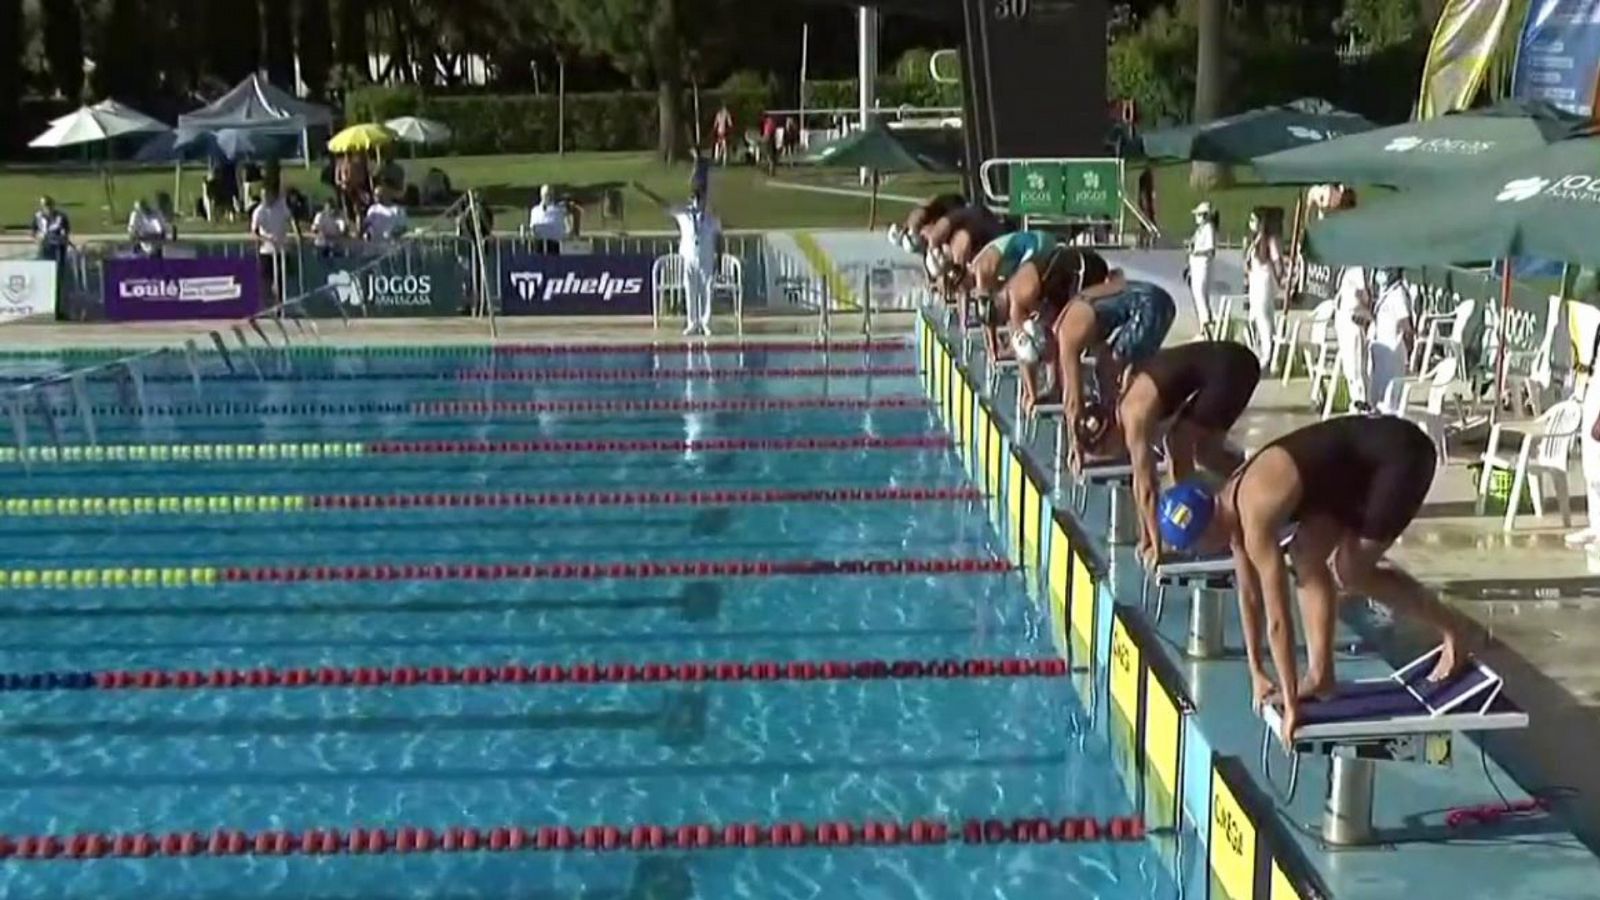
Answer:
[{"left": 929, "top": 50, "right": 961, "bottom": 85}]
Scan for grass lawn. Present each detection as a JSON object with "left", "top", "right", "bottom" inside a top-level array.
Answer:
[{"left": 0, "top": 151, "right": 1305, "bottom": 242}]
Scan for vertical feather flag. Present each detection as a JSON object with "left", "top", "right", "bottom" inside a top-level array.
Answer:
[{"left": 1418, "top": 0, "right": 1517, "bottom": 119}]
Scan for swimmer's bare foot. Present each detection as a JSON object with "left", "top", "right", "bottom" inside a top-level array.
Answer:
[
  {"left": 1428, "top": 635, "right": 1465, "bottom": 683},
  {"left": 1296, "top": 672, "right": 1337, "bottom": 703}
]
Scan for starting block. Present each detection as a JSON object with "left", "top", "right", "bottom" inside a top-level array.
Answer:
[
  {"left": 1260, "top": 647, "right": 1528, "bottom": 846},
  {"left": 1142, "top": 529, "right": 1295, "bottom": 660},
  {"left": 1070, "top": 455, "right": 1169, "bottom": 547}
]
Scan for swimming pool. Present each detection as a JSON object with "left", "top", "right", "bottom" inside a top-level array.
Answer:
[{"left": 0, "top": 340, "right": 1178, "bottom": 899}]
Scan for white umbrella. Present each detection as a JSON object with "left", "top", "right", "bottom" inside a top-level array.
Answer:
[
  {"left": 30, "top": 99, "right": 168, "bottom": 148},
  {"left": 385, "top": 116, "right": 452, "bottom": 145}
]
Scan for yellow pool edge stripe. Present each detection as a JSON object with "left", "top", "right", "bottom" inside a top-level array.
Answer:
[
  {"left": 0, "top": 496, "right": 310, "bottom": 516},
  {"left": 0, "top": 443, "right": 366, "bottom": 463}
]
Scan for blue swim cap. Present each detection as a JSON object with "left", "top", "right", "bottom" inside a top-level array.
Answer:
[{"left": 1158, "top": 481, "right": 1216, "bottom": 552}]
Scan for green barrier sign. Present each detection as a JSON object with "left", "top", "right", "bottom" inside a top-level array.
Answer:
[
  {"left": 1008, "top": 160, "right": 1123, "bottom": 219},
  {"left": 299, "top": 256, "right": 465, "bottom": 318}
]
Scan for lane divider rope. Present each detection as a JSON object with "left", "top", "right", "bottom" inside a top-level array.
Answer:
[
  {"left": 0, "top": 338, "right": 910, "bottom": 362},
  {"left": 1, "top": 487, "right": 985, "bottom": 518},
  {"left": 0, "top": 814, "right": 1145, "bottom": 861},
  {"left": 0, "top": 557, "right": 1011, "bottom": 589},
  {"left": 34, "top": 397, "right": 933, "bottom": 420},
  {"left": 0, "top": 365, "right": 920, "bottom": 386},
  {"left": 0, "top": 435, "right": 954, "bottom": 464},
  {"left": 0, "top": 656, "right": 1069, "bottom": 693},
  {"left": 455, "top": 366, "right": 919, "bottom": 382}
]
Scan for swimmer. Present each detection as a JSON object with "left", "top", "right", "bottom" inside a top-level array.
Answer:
[
  {"left": 1156, "top": 415, "right": 1466, "bottom": 744},
  {"left": 968, "top": 230, "right": 1058, "bottom": 361},
  {"left": 889, "top": 193, "right": 966, "bottom": 254},
  {"left": 1008, "top": 246, "right": 1113, "bottom": 413},
  {"left": 1078, "top": 341, "right": 1261, "bottom": 567},
  {"left": 1051, "top": 276, "right": 1178, "bottom": 474}
]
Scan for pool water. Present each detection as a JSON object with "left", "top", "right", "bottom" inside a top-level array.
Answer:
[{"left": 0, "top": 343, "right": 1180, "bottom": 899}]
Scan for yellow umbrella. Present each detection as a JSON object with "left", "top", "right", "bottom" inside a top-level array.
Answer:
[{"left": 327, "top": 123, "right": 395, "bottom": 153}]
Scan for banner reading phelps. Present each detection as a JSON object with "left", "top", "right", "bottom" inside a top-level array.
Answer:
[
  {"left": 501, "top": 254, "right": 654, "bottom": 316},
  {"left": 103, "top": 257, "right": 263, "bottom": 321}
]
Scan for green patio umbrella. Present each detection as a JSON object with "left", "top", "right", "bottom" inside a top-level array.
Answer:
[
  {"left": 1138, "top": 98, "right": 1376, "bottom": 164},
  {"left": 1304, "top": 135, "right": 1600, "bottom": 268},
  {"left": 1253, "top": 100, "right": 1596, "bottom": 188},
  {"left": 805, "top": 125, "right": 947, "bottom": 227}
]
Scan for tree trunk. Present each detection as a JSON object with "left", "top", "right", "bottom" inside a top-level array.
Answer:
[
  {"left": 299, "top": 0, "right": 334, "bottom": 99},
  {"left": 264, "top": 0, "right": 297, "bottom": 88},
  {"left": 1190, "top": 0, "right": 1231, "bottom": 190},
  {"left": 657, "top": 76, "right": 682, "bottom": 163},
  {"left": 0, "top": 0, "right": 17, "bottom": 145},
  {"left": 41, "top": 0, "right": 83, "bottom": 104},
  {"left": 336, "top": 0, "right": 370, "bottom": 80}
]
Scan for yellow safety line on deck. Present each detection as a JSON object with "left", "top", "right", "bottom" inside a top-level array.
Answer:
[
  {"left": 791, "top": 232, "right": 861, "bottom": 311},
  {"left": 0, "top": 443, "right": 366, "bottom": 464},
  {"left": 0, "top": 496, "right": 309, "bottom": 517}
]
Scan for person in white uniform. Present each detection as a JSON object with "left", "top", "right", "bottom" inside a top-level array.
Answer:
[
  {"left": 1187, "top": 202, "right": 1218, "bottom": 338},
  {"left": 1333, "top": 264, "right": 1373, "bottom": 411},
  {"left": 1243, "top": 207, "right": 1284, "bottom": 366},
  {"left": 1369, "top": 269, "right": 1414, "bottom": 414}
]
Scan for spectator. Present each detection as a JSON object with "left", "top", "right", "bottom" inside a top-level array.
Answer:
[
  {"left": 691, "top": 148, "right": 711, "bottom": 205},
  {"left": 712, "top": 104, "right": 734, "bottom": 165},
  {"left": 526, "top": 184, "right": 569, "bottom": 254},
  {"left": 1186, "top": 201, "right": 1218, "bottom": 337},
  {"left": 127, "top": 199, "right": 169, "bottom": 258},
  {"left": 1136, "top": 166, "right": 1157, "bottom": 246},
  {"left": 1369, "top": 268, "right": 1414, "bottom": 413},
  {"left": 251, "top": 186, "right": 300, "bottom": 304},
  {"left": 32, "top": 196, "right": 71, "bottom": 265},
  {"left": 784, "top": 116, "right": 800, "bottom": 157},
  {"left": 362, "top": 191, "right": 409, "bottom": 241},
  {"left": 1333, "top": 263, "right": 1373, "bottom": 413},
  {"left": 761, "top": 115, "right": 778, "bottom": 176},
  {"left": 311, "top": 200, "right": 347, "bottom": 258},
  {"left": 1243, "top": 206, "right": 1284, "bottom": 366}
]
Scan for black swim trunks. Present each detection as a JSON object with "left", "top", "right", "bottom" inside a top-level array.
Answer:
[
  {"left": 1136, "top": 341, "right": 1261, "bottom": 430},
  {"left": 1262, "top": 415, "right": 1437, "bottom": 543}
]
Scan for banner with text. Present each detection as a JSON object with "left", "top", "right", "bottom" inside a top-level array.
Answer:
[
  {"left": 0, "top": 260, "right": 59, "bottom": 323},
  {"left": 500, "top": 254, "right": 654, "bottom": 316},
  {"left": 103, "top": 256, "right": 262, "bottom": 322},
  {"left": 1513, "top": 0, "right": 1600, "bottom": 116},
  {"left": 301, "top": 256, "right": 464, "bottom": 318}
]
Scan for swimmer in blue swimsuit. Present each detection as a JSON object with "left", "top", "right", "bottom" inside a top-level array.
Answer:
[
  {"left": 968, "top": 231, "right": 1056, "bottom": 359},
  {"left": 1050, "top": 274, "right": 1177, "bottom": 475}
]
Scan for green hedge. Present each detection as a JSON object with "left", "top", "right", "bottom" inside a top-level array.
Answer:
[
  {"left": 346, "top": 87, "right": 773, "bottom": 156},
  {"left": 805, "top": 78, "right": 962, "bottom": 113}
]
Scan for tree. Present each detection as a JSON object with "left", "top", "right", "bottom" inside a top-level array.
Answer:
[
  {"left": 41, "top": 0, "right": 83, "bottom": 104},
  {"left": 554, "top": 0, "right": 703, "bottom": 162},
  {"left": 95, "top": 0, "right": 159, "bottom": 101},
  {"left": 1190, "top": 0, "right": 1228, "bottom": 188},
  {"left": 336, "top": 0, "right": 370, "bottom": 81},
  {"left": 0, "top": 0, "right": 17, "bottom": 147},
  {"left": 299, "top": 0, "right": 334, "bottom": 98},
  {"left": 265, "top": 0, "right": 297, "bottom": 88},
  {"left": 204, "top": 0, "right": 261, "bottom": 84}
]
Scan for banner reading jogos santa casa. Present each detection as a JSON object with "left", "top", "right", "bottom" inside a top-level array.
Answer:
[{"left": 103, "top": 257, "right": 262, "bottom": 321}]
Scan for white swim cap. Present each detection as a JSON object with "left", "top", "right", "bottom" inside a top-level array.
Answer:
[
  {"left": 887, "top": 224, "right": 905, "bottom": 246},
  {"left": 1012, "top": 327, "right": 1041, "bottom": 365}
]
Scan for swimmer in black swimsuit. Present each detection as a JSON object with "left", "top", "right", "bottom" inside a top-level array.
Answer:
[
  {"left": 1156, "top": 416, "right": 1466, "bottom": 744},
  {"left": 891, "top": 193, "right": 967, "bottom": 255},
  {"left": 1009, "top": 247, "right": 1113, "bottom": 413},
  {"left": 1082, "top": 341, "right": 1261, "bottom": 567}
]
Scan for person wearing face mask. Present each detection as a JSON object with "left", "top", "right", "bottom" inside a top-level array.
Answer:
[
  {"left": 1333, "top": 263, "right": 1374, "bottom": 412},
  {"left": 1186, "top": 202, "right": 1219, "bottom": 338},
  {"left": 1243, "top": 207, "right": 1284, "bottom": 368},
  {"left": 1369, "top": 268, "right": 1414, "bottom": 414}
]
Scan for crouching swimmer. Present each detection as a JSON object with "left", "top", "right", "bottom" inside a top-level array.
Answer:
[
  {"left": 1005, "top": 247, "right": 1114, "bottom": 413},
  {"left": 889, "top": 193, "right": 966, "bottom": 255},
  {"left": 1051, "top": 275, "right": 1178, "bottom": 474},
  {"left": 1076, "top": 341, "right": 1261, "bottom": 567},
  {"left": 1155, "top": 415, "right": 1467, "bottom": 744},
  {"left": 969, "top": 230, "right": 1058, "bottom": 361}
]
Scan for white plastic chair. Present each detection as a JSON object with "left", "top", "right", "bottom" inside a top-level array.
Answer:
[
  {"left": 1500, "top": 295, "right": 1562, "bottom": 417},
  {"left": 713, "top": 255, "right": 745, "bottom": 334},
  {"left": 1206, "top": 294, "right": 1239, "bottom": 341},
  {"left": 1385, "top": 355, "right": 1468, "bottom": 462},
  {"left": 651, "top": 255, "right": 686, "bottom": 329},
  {"left": 1264, "top": 312, "right": 1295, "bottom": 377},
  {"left": 1475, "top": 398, "right": 1584, "bottom": 531},
  {"left": 1413, "top": 299, "right": 1475, "bottom": 375},
  {"left": 1297, "top": 300, "right": 1338, "bottom": 400}
]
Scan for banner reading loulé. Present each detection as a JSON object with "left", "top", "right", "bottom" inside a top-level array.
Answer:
[
  {"left": 500, "top": 254, "right": 654, "bottom": 316},
  {"left": 103, "top": 256, "right": 262, "bottom": 322},
  {"left": 1513, "top": 0, "right": 1600, "bottom": 116}
]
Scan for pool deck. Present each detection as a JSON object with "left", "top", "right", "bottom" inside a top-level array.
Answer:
[{"left": 5, "top": 255, "right": 1600, "bottom": 897}]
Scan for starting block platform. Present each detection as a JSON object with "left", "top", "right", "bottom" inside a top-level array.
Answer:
[
  {"left": 1259, "top": 647, "right": 1529, "bottom": 846},
  {"left": 1143, "top": 530, "right": 1298, "bottom": 659}
]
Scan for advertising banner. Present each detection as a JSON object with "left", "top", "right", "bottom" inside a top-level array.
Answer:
[
  {"left": 501, "top": 254, "right": 654, "bottom": 316},
  {"left": 0, "top": 260, "right": 59, "bottom": 323},
  {"left": 1008, "top": 160, "right": 1123, "bottom": 219},
  {"left": 1512, "top": 0, "right": 1600, "bottom": 116},
  {"left": 1418, "top": 0, "right": 1516, "bottom": 119},
  {"left": 302, "top": 256, "right": 464, "bottom": 318},
  {"left": 103, "top": 256, "right": 261, "bottom": 321}
]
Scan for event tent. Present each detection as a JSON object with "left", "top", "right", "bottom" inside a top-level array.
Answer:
[{"left": 177, "top": 73, "right": 333, "bottom": 135}]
